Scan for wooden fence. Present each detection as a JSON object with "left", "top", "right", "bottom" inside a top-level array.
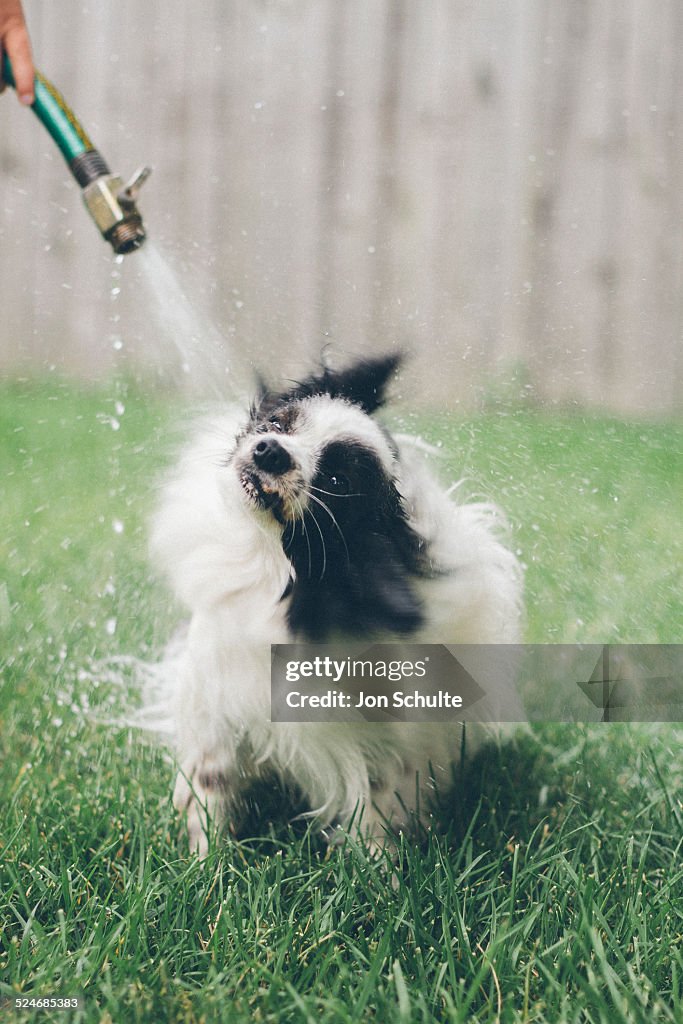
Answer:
[{"left": 1, "top": 0, "right": 682, "bottom": 415}]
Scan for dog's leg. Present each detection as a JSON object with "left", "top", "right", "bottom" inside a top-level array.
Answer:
[
  {"left": 172, "top": 684, "right": 237, "bottom": 856},
  {"left": 356, "top": 761, "right": 439, "bottom": 855},
  {"left": 169, "top": 619, "right": 252, "bottom": 856},
  {"left": 357, "top": 797, "right": 398, "bottom": 857},
  {"left": 173, "top": 758, "right": 233, "bottom": 857}
]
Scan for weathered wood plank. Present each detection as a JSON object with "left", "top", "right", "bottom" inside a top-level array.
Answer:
[{"left": 0, "top": 0, "right": 680, "bottom": 415}]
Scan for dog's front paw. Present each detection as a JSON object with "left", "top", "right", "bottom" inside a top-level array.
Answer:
[{"left": 173, "top": 762, "right": 230, "bottom": 857}]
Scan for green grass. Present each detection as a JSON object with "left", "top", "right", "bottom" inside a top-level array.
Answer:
[{"left": 1, "top": 378, "right": 682, "bottom": 1023}]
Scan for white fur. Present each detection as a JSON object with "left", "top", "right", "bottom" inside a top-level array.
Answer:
[{"left": 147, "top": 404, "right": 523, "bottom": 854}]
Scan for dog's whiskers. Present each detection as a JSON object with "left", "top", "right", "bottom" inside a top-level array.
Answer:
[
  {"left": 291, "top": 494, "right": 313, "bottom": 578},
  {"left": 302, "top": 499, "right": 329, "bottom": 580},
  {"left": 304, "top": 489, "right": 350, "bottom": 568},
  {"left": 309, "top": 484, "right": 364, "bottom": 499}
]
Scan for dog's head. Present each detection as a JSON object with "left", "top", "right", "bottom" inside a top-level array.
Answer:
[{"left": 231, "top": 354, "right": 426, "bottom": 639}]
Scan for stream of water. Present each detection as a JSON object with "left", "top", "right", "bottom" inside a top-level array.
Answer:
[{"left": 130, "top": 242, "right": 241, "bottom": 400}]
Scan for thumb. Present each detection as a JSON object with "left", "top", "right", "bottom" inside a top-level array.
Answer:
[{"left": 4, "top": 23, "right": 35, "bottom": 104}]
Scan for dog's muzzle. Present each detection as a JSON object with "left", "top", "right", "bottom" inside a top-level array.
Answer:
[
  {"left": 239, "top": 436, "right": 299, "bottom": 520},
  {"left": 252, "top": 437, "right": 292, "bottom": 476}
]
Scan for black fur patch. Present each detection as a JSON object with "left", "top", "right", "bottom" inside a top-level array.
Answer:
[
  {"left": 255, "top": 353, "right": 401, "bottom": 419},
  {"left": 282, "top": 438, "right": 427, "bottom": 641}
]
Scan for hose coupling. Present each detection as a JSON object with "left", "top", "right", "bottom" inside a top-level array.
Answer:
[{"left": 78, "top": 162, "right": 152, "bottom": 255}]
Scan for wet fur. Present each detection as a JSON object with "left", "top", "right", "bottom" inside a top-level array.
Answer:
[{"left": 147, "top": 355, "right": 523, "bottom": 854}]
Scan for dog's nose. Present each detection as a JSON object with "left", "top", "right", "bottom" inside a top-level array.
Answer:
[{"left": 253, "top": 437, "right": 292, "bottom": 475}]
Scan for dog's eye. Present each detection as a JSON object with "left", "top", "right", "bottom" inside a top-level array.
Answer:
[
  {"left": 327, "top": 473, "right": 350, "bottom": 495},
  {"left": 268, "top": 416, "right": 284, "bottom": 432}
]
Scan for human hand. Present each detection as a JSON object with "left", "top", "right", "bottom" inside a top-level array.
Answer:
[{"left": 0, "top": 0, "right": 34, "bottom": 104}]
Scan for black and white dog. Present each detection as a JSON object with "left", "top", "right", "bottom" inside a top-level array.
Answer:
[{"left": 148, "top": 355, "right": 522, "bottom": 854}]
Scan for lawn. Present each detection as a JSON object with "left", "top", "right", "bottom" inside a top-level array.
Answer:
[{"left": 1, "top": 378, "right": 682, "bottom": 1023}]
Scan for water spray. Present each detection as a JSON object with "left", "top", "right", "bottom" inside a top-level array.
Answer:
[{"left": 2, "top": 54, "right": 151, "bottom": 254}]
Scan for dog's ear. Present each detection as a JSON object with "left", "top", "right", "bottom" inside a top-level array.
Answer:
[
  {"left": 254, "top": 370, "right": 269, "bottom": 402},
  {"left": 256, "top": 352, "right": 402, "bottom": 415},
  {"left": 251, "top": 371, "right": 279, "bottom": 419},
  {"left": 325, "top": 353, "right": 402, "bottom": 413}
]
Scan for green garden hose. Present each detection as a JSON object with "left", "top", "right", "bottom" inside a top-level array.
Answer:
[{"left": 3, "top": 53, "right": 150, "bottom": 254}]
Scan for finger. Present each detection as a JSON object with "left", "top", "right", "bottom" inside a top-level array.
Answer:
[{"left": 5, "top": 23, "right": 35, "bottom": 104}]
